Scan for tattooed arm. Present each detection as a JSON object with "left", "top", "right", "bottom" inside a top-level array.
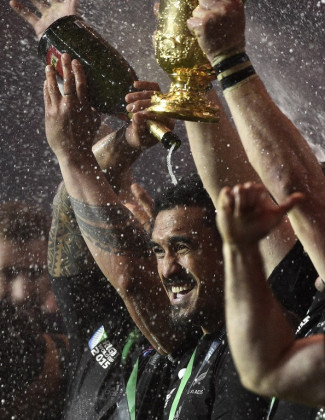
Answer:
[
  {"left": 44, "top": 55, "right": 179, "bottom": 354},
  {"left": 48, "top": 183, "right": 94, "bottom": 278},
  {"left": 48, "top": 125, "right": 137, "bottom": 279}
]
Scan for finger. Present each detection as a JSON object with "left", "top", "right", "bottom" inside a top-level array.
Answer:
[
  {"left": 130, "top": 113, "right": 148, "bottom": 138},
  {"left": 30, "top": 0, "right": 49, "bottom": 13},
  {"left": 187, "top": 16, "right": 202, "bottom": 33},
  {"left": 133, "top": 80, "right": 161, "bottom": 92},
  {"left": 233, "top": 184, "right": 248, "bottom": 216},
  {"left": 218, "top": 186, "right": 235, "bottom": 213},
  {"left": 72, "top": 59, "right": 88, "bottom": 102},
  {"left": 43, "top": 80, "right": 51, "bottom": 108},
  {"left": 10, "top": 0, "right": 39, "bottom": 27},
  {"left": 69, "top": 0, "right": 79, "bottom": 14},
  {"left": 242, "top": 182, "right": 264, "bottom": 209},
  {"left": 153, "top": 2, "right": 160, "bottom": 17},
  {"left": 124, "top": 202, "right": 152, "bottom": 234},
  {"left": 131, "top": 183, "right": 154, "bottom": 219},
  {"left": 132, "top": 111, "right": 175, "bottom": 131},
  {"left": 126, "top": 99, "right": 152, "bottom": 114},
  {"left": 199, "top": 0, "right": 221, "bottom": 10},
  {"left": 279, "top": 192, "right": 305, "bottom": 214},
  {"left": 126, "top": 91, "right": 156, "bottom": 105},
  {"left": 45, "top": 65, "right": 62, "bottom": 103},
  {"left": 61, "top": 53, "right": 77, "bottom": 98}
]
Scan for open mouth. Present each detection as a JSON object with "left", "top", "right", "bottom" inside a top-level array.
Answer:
[
  {"left": 164, "top": 279, "right": 196, "bottom": 304},
  {"left": 171, "top": 284, "right": 195, "bottom": 297}
]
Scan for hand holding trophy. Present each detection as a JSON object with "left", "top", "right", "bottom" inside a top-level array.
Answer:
[{"left": 148, "top": 0, "right": 220, "bottom": 122}]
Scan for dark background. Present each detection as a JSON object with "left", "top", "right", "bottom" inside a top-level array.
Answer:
[{"left": 1, "top": 0, "right": 325, "bottom": 210}]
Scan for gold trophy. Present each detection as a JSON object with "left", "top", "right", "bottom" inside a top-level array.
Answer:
[{"left": 148, "top": 0, "right": 219, "bottom": 122}]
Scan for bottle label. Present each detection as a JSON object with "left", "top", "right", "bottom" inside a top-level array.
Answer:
[{"left": 46, "top": 45, "right": 63, "bottom": 79}]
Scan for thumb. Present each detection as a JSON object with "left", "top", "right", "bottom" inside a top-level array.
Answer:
[
  {"left": 187, "top": 17, "right": 201, "bottom": 33},
  {"left": 279, "top": 192, "right": 305, "bottom": 214},
  {"left": 131, "top": 183, "right": 154, "bottom": 220}
]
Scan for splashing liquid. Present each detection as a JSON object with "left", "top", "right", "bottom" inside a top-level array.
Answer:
[{"left": 167, "top": 143, "right": 178, "bottom": 185}]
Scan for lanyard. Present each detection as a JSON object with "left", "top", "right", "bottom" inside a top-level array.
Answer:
[
  {"left": 126, "top": 358, "right": 138, "bottom": 420},
  {"left": 169, "top": 328, "right": 225, "bottom": 420},
  {"left": 126, "top": 328, "right": 225, "bottom": 420},
  {"left": 125, "top": 349, "right": 196, "bottom": 420},
  {"left": 168, "top": 346, "right": 197, "bottom": 420}
]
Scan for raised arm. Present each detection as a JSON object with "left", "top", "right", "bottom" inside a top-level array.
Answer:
[
  {"left": 187, "top": 88, "right": 300, "bottom": 277},
  {"left": 127, "top": 81, "right": 297, "bottom": 277},
  {"left": 44, "top": 53, "right": 180, "bottom": 354},
  {"left": 217, "top": 183, "right": 325, "bottom": 406},
  {"left": 184, "top": 88, "right": 256, "bottom": 208},
  {"left": 10, "top": 0, "right": 79, "bottom": 40},
  {"left": 188, "top": 0, "right": 325, "bottom": 281}
]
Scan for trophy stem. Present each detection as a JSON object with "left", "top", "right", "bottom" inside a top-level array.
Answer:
[{"left": 148, "top": 68, "right": 219, "bottom": 122}]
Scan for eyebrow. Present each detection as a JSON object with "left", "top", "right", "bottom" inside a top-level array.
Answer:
[
  {"left": 149, "top": 240, "right": 160, "bottom": 249},
  {"left": 150, "top": 236, "right": 194, "bottom": 248}
]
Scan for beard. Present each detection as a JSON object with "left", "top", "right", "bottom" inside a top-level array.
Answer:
[
  {"left": 169, "top": 302, "right": 201, "bottom": 331},
  {"left": 168, "top": 304, "right": 203, "bottom": 345}
]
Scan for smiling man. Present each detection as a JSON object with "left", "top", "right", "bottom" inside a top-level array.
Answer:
[
  {"left": 151, "top": 176, "right": 224, "bottom": 336},
  {"left": 41, "top": 50, "right": 318, "bottom": 418},
  {"left": 136, "top": 174, "right": 270, "bottom": 419}
]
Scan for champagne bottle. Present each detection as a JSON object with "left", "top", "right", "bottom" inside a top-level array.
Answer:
[{"left": 38, "top": 15, "right": 181, "bottom": 149}]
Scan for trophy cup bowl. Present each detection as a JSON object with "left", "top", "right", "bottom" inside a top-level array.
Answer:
[{"left": 148, "top": 0, "right": 219, "bottom": 122}]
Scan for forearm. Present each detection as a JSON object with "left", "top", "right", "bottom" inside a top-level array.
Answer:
[
  {"left": 56, "top": 152, "right": 179, "bottom": 354},
  {"left": 223, "top": 242, "right": 296, "bottom": 394},
  {"left": 56, "top": 152, "right": 147, "bottom": 260},
  {"left": 225, "top": 245, "right": 325, "bottom": 405},
  {"left": 49, "top": 126, "right": 140, "bottom": 276},
  {"left": 185, "top": 88, "right": 296, "bottom": 275},
  {"left": 224, "top": 75, "right": 324, "bottom": 201},
  {"left": 48, "top": 183, "right": 95, "bottom": 277},
  {"left": 185, "top": 88, "right": 259, "bottom": 209},
  {"left": 224, "top": 74, "right": 325, "bottom": 279},
  {"left": 92, "top": 124, "right": 140, "bottom": 196}
]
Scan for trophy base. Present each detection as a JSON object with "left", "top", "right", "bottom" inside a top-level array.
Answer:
[
  {"left": 148, "top": 94, "right": 219, "bottom": 123},
  {"left": 148, "top": 69, "right": 219, "bottom": 123}
]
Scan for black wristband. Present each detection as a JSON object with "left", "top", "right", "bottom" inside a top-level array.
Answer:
[
  {"left": 219, "top": 65, "right": 256, "bottom": 91},
  {"left": 213, "top": 51, "right": 256, "bottom": 91},
  {"left": 214, "top": 52, "right": 250, "bottom": 75}
]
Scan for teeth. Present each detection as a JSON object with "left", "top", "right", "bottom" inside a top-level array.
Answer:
[{"left": 171, "top": 285, "right": 192, "bottom": 294}]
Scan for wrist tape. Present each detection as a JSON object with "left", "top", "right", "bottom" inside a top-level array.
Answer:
[{"left": 213, "top": 52, "right": 256, "bottom": 92}]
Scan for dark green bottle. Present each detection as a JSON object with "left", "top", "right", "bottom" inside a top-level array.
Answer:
[
  {"left": 38, "top": 15, "right": 136, "bottom": 115},
  {"left": 38, "top": 15, "right": 181, "bottom": 149}
]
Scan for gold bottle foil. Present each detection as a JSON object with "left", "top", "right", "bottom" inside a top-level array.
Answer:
[{"left": 148, "top": 0, "right": 219, "bottom": 122}]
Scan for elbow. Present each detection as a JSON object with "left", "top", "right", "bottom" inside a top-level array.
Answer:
[{"left": 237, "top": 368, "right": 278, "bottom": 399}]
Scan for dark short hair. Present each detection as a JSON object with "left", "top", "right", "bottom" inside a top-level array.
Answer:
[
  {"left": 153, "top": 173, "right": 216, "bottom": 227},
  {"left": 0, "top": 201, "right": 50, "bottom": 243}
]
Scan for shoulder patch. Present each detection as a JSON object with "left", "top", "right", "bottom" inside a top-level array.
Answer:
[
  {"left": 89, "top": 326, "right": 119, "bottom": 370},
  {"left": 89, "top": 325, "right": 108, "bottom": 350}
]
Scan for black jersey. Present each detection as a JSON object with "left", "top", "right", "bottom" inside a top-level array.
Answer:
[
  {"left": 132, "top": 241, "right": 318, "bottom": 420},
  {"left": 268, "top": 292, "right": 325, "bottom": 420},
  {"left": 50, "top": 266, "right": 144, "bottom": 420},
  {"left": 134, "top": 329, "right": 269, "bottom": 420},
  {"left": 163, "top": 331, "right": 269, "bottom": 420},
  {"left": 268, "top": 241, "right": 318, "bottom": 318}
]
